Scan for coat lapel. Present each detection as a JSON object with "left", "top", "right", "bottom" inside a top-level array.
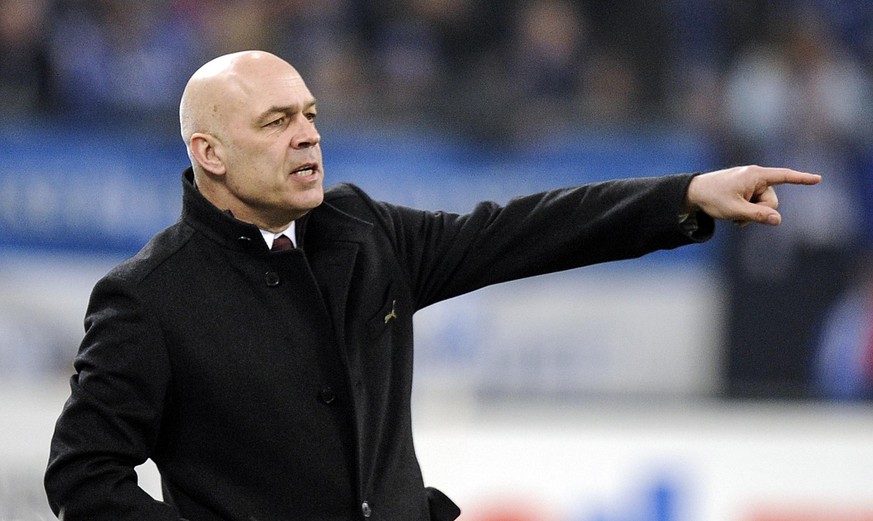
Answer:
[{"left": 301, "top": 200, "right": 373, "bottom": 348}]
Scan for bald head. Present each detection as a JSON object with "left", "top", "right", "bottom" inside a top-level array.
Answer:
[
  {"left": 179, "top": 50, "right": 304, "bottom": 160},
  {"left": 175, "top": 50, "right": 324, "bottom": 229}
]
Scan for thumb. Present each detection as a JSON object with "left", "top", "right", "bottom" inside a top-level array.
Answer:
[{"left": 735, "top": 199, "right": 782, "bottom": 225}]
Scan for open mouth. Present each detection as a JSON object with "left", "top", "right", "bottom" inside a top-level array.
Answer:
[{"left": 290, "top": 163, "right": 317, "bottom": 177}]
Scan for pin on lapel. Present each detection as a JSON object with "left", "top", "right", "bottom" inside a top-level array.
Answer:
[{"left": 384, "top": 300, "right": 398, "bottom": 324}]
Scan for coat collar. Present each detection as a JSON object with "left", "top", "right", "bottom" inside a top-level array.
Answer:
[{"left": 179, "top": 168, "right": 372, "bottom": 253}]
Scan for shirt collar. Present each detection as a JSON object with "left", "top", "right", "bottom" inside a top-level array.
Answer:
[{"left": 260, "top": 221, "right": 296, "bottom": 249}]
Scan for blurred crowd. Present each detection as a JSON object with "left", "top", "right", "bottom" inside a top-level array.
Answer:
[
  {"left": 3, "top": 0, "right": 873, "bottom": 399},
  {"left": 0, "top": 0, "right": 871, "bottom": 141}
]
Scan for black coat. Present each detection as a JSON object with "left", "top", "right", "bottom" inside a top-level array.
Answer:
[{"left": 45, "top": 169, "right": 711, "bottom": 520}]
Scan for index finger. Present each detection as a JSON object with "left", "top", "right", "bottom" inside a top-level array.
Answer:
[{"left": 760, "top": 167, "right": 822, "bottom": 186}]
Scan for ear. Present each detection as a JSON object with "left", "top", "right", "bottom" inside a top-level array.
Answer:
[{"left": 189, "top": 133, "right": 226, "bottom": 175}]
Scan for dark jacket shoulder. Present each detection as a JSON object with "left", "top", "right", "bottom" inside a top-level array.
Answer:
[{"left": 105, "top": 221, "right": 196, "bottom": 287}]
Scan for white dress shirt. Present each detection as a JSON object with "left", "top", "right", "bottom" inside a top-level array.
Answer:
[{"left": 260, "top": 221, "right": 296, "bottom": 249}]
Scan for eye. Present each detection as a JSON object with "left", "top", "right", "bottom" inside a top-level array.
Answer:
[
  {"left": 265, "top": 116, "right": 285, "bottom": 127},
  {"left": 305, "top": 112, "right": 317, "bottom": 123}
]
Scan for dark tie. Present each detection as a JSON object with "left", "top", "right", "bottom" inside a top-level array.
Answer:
[{"left": 271, "top": 234, "right": 294, "bottom": 251}]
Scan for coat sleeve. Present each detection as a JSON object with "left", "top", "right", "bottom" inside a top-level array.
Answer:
[
  {"left": 44, "top": 272, "right": 182, "bottom": 520},
  {"left": 346, "top": 173, "right": 713, "bottom": 309}
]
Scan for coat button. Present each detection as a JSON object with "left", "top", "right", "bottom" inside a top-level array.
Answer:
[
  {"left": 265, "top": 271, "right": 280, "bottom": 286},
  {"left": 319, "top": 387, "right": 336, "bottom": 404},
  {"left": 361, "top": 501, "right": 372, "bottom": 518}
]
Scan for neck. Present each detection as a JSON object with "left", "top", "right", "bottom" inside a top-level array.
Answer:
[{"left": 193, "top": 170, "right": 306, "bottom": 231}]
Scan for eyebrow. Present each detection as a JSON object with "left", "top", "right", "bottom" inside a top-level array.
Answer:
[{"left": 256, "top": 98, "right": 318, "bottom": 124}]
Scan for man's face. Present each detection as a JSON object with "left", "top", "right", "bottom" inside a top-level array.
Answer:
[{"left": 216, "top": 59, "right": 324, "bottom": 229}]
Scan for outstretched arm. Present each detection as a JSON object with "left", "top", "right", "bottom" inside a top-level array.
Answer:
[{"left": 684, "top": 165, "right": 822, "bottom": 226}]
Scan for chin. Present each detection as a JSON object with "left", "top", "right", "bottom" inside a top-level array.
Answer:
[{"left": 296, "top": 190, "right": 324, "bottom": 211}]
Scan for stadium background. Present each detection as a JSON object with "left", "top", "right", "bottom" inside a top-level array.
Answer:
[{"left": 2, "top": 0, "right": 873, "bottom": 519}]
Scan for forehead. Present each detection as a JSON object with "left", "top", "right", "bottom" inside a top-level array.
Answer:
[
  {"left": 240, "top": 66, "right": 313, "bottom": 105},
  {"left": 214, "top": 58, "right": 313, "bottom": 122}
]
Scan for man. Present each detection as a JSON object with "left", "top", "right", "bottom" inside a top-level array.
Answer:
[{"left": 45, "top": 50, "right": 820, "bottom": 521}]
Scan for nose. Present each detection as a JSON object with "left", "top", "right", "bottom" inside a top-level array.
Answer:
[{"left": 291, "top": 116, "right": 320, "bottom": 149}]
